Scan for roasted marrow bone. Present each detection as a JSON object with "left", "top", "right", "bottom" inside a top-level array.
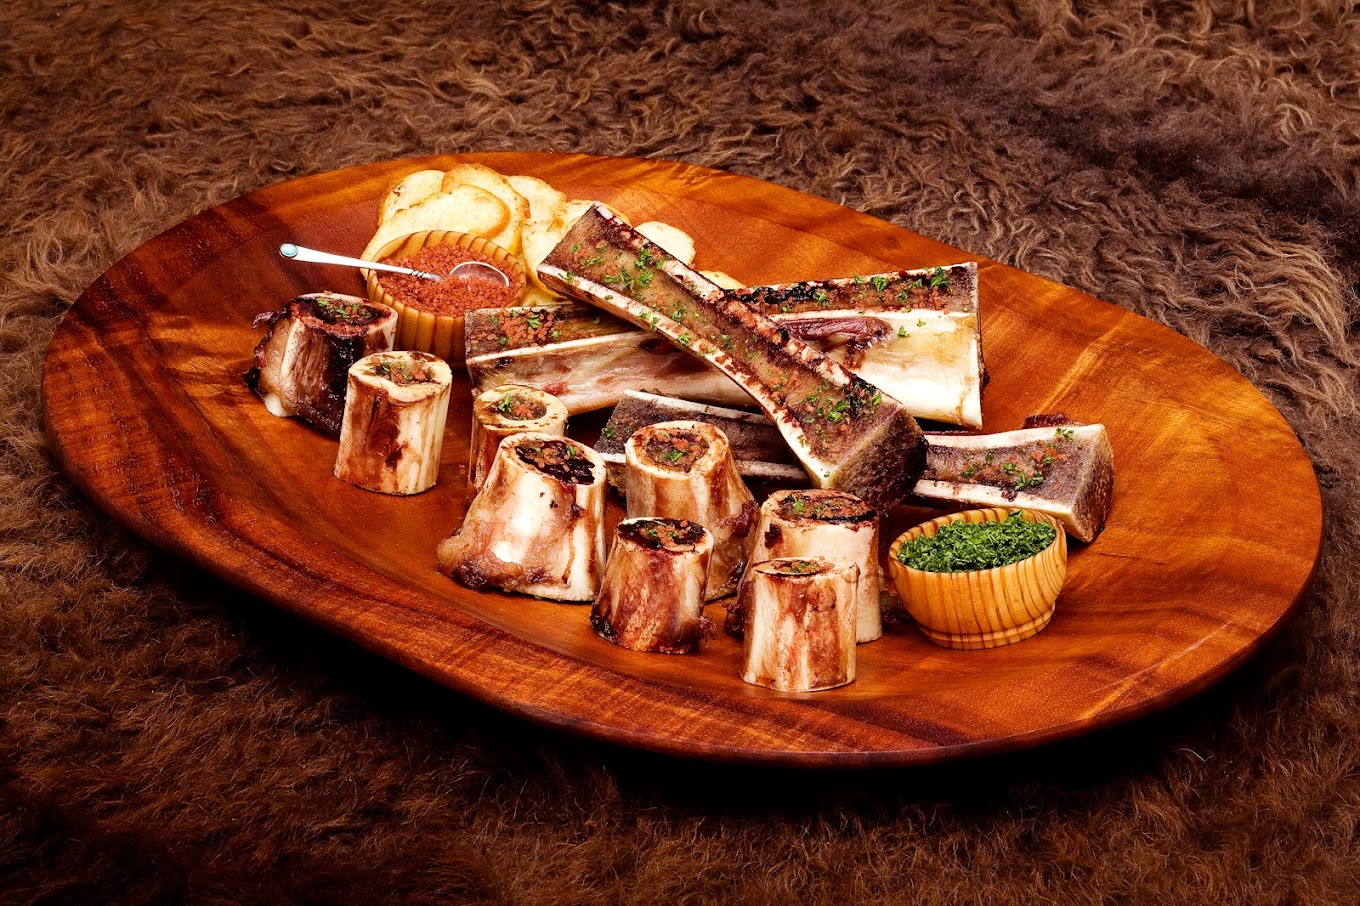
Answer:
[
  {"left": 465, "top": 261, "right": 982, "bottom": 428},
  {"left": 469, "top": 384, "right": 568, "bottom": 492},
  {"left": 437, "top": 433, "right": 606, "bottom": 601},
  {"left": 596, "top": 390, "right": 805, "bottom": 488},
  {"left": 600, "top": 394, "right": 1116, "bottom": 543},
  {"left": 464, "top": 304, "right": 748, "bottom": 414},
  {"left": 731, "top": 490, "right": 883, "bottom": 643},
  {"left": 624, "top": 421, "right": 756, "bottom": 600},
  {"left": 733, "top": 264, "right": 982, "bottom": 427},
  {"left": 245, "top": 292, "right": 396, "bottom": 436},
  {"left": 739, "top": 558, "right": 859, "bottom": 693},
  {"left": 334, "top": 351, "right": 451, "bottom": 495},
  {"left": 538, "top": 204, "right": 926, "bottom": 511},
  {"left": 913, "top": 418, "right": 1115, "bottom": 542},
  {"left": 591, "top": 518, "right": 714, "bottom": 654}
]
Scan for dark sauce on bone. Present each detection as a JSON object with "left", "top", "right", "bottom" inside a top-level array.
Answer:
[
  {"left": 619, "top": 518, "right": 707, "bottom": 552},
  {"left": 515, "top": 438, "right": 596, "bottom": 484},
  {"left": 777, "top": 490, "right": 874, "bottom": 524},
  {"left": 305, "top": 294, "right": 387, "bottom": 327}
]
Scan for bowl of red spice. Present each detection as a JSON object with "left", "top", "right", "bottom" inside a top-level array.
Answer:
[
  {"left": 364, "top": 230, "right": 527, "bottom": 365},
  {"left": 887, "top": 507, "right": 1067, "bottom": 650}
]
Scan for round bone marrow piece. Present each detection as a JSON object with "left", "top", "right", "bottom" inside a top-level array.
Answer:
[
  {"left": 618, "top": 518, "right": 708, "bottom": 552},
  {"left": 777, "top": 490, "right": 874, "bottom": 524},
  {"left": 365, "top": 350, "right": 443, "bottom": 386},
  {"left": 756, "top": 558, "right": 834, "bottom": 577},
  {"left": 638, "top": 426, "right": 710, "bottom": 471},
  {"left": 513, "top": 438, "right": 597, "bottom": 484},
  {"left": 302, "top": 293, "right": 389, "bottom": 327},
  {"left": 494, "top": 391, "right": 547, "bottom": 421}
]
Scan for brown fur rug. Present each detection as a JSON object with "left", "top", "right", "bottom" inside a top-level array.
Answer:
[{"left": 4, "top": 1, "right": 1360, "bottom": 902}]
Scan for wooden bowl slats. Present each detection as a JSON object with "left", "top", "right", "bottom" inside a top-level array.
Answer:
[{"left": 40, "top": 152, "right": 1322, "bottom": 766}]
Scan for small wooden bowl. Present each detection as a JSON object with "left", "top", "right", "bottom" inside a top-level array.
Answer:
[
  {"left": 887, "top": 508, "right": 1067, "bottom": 650},
  {"left": 364, "top": 230, "right": 526, "bottom": 365}
]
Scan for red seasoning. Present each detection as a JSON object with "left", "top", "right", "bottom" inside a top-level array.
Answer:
[{"left": 377, "top": 245, "right": 525, "bottom": 315}]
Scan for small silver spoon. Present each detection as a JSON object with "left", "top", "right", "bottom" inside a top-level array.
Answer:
[{"left": 279, "top": 243, "right": 509, "bottom": 286}]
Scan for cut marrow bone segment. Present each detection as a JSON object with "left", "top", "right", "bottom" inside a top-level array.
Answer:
[
  {"left": 596, "top": 390, "right": 805, "bottom": 489},
  {"left": 334, "top": 351, "right": 451, "bottom": 495},
  {"left": 623, "top": 421, "right": 757, "bottom": 600},
  {"left": 731, "top": 490, "right": 883, "bottom": 643},
  {"left": 538, "top": 204, "right": 926, "bottom": 511},
  {"left": 469, "top": 384, "right": 568, "bottom": 492},
  {"left": 245, "top": 292, "right": 396, "bottom": 436},
  {"left": 437, "top": 433, "right": 607, "bottom": 601},
  {"left": 739, "top": 558, "right": 859, "bottom": 693},
  {"left": 590, "top": 518, "right": 713, "bottom": 654},
  {"left": 913, "top": 418, "right": 1115, "bottom": 543},
  {"left": 464, "top": 261, "right": 982, "bottom": 428},
  {"left": 463, "top": 303, "right": 749, "bottom": 414}
]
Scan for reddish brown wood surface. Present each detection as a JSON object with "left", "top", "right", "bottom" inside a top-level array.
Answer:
[{"left": 41, "top": 152, "right": 1323, "bottom": 766}]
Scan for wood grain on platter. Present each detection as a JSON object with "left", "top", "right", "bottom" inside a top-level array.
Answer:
[{"left": 41, "top": 152, "right": 1322, "bottom": 767}]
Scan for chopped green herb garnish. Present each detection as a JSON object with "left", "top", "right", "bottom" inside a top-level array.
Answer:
[{"left": 896, "top": 510, "right": 1055, "bottom": 573}]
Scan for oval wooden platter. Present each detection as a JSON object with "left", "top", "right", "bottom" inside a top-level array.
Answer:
[{"left": 42, "top": 152, "right": 1323, "bottom": 767}]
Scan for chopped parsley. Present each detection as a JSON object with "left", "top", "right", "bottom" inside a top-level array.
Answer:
[{"left": 896, "top": 510, "right": 1056, "bottom": 573}]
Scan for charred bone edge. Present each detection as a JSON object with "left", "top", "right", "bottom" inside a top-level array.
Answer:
[
  {"left": 597, "top": 391, "right": 805, "bottom": 489},
  {"left": 740, "top": 558, "right": 859, "bottom": 693},
  {"left": 590, "top": 518, "right": 714, "bottom": 654},
  {"left": 245, "top": 293, "right": 397, "bottom": 437},
  {"left": 469, "top": 384, "right": 568, "bottom": 493},
  {"left": 437, "top": 432, "right": 607, "bottom": 602},
  {"left": 914, "top": 423, "right": 1115, "bottom": 543},
  {"left": 623, "top": 421, "right": 757, "bottom": 601},
  {"left": 538, "top": 204, "right": 926, "bottom": 511},
  {"left": 731, "top": 490, "right": 883, "bottom": 643},
  {"left": 334, "top": 352, "right": 452, "bottom": 495}
]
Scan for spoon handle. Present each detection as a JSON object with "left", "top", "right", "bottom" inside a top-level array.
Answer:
[{"left": 279, "top": 244, "right": 442, "bottom": 281}]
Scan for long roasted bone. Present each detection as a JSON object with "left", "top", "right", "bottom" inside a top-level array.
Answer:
[
  {"left": 245, "top": 292, "right": 396, "bottom": 436},
  {"left": 912, "top": 419, "right": 1115, "bottom": 542},
  {"left": 464, "top": 260, "right": 982, "bottom": 426},
  {"left": 469, "top": 384, "right": 568, "bottom": 492},
  {"left": 538, "top": 205, "right": 926, "bottom": 511},
  {"left": 740, "top": 558, "right": 859, "bottom": 693},
  {"left": 731, "top": 490, "right": 883, "bottom": 643},
  {"left": 437, "top": 433, "right": 607, "bottom": 601},
  {"left": 591, "top": 518, "right": 713, "bottom": 654},
  {"left": 624, "top": 421, "right": 757, "bottom": 600},
  {"left": 334, "top": 351, "right": 451, "bottom": 495},
  {"left": 463, "top": 304, "right": 749, "bottom": 413},
  {"left": 595, "top": 390, "right": 804, "bottom": 488}
]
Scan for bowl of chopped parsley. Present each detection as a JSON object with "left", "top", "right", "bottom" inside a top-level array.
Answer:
[{"left": 887, "top": 508, "right": 1067, "bottom": 650}]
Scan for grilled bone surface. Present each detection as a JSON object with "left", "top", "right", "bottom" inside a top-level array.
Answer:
[
  {"left": 463, "top": 260, "right": 982, "bottom": 426},
  {"left": 537, "top": 204, "right": 926, "bottom": 511}
]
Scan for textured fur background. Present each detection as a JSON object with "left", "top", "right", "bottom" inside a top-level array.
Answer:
[{"left": 4, "top": 0, "right": 1359, "bottom": 902}]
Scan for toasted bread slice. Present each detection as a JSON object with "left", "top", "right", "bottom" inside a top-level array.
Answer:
[
  {"left": 441, "top": 164, "right": 530, "bottom": 254},
  {"left": 377, "top": 170, "right": 447, "bottom": 225},
  {"left": 362, "top": 185, "right": 509, "bottom": 262},
  {"left": 636, "top": 221, "right": 696, "bottom": 266},
  {"left": 700, "top": 269, "right": 745, "bottom": 289}
]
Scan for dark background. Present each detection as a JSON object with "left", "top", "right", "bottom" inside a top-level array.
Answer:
[{"left": 4, "top": 1, "right": 1358, "bottom": 902}]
